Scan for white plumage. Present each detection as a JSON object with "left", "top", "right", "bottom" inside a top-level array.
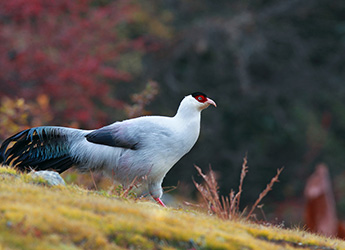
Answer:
[{"left": 0, "top": 92, "right": 216, "bottom": 206}]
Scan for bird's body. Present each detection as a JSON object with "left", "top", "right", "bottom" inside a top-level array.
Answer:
[{"left": 0, "top": 92, "right": 216, "bottom": 206}]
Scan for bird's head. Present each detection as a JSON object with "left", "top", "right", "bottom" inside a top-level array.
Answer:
[
  {"left": 176, "top": 92, "right": 216, "bottom": 117},
  {"left": 175, "top": 92, "right": 216, "bottom": 118},
  {"left": 190, "top": 92, "right": 217, "bottom": 110}
]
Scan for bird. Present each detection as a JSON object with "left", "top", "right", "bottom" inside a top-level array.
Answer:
[{"left": 0, "top": 92, "right": 216, "bottom": 207}]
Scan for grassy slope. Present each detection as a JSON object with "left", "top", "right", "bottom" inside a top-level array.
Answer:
[{"left": 0, "top": 166, "right": 343, "bottom": 250}]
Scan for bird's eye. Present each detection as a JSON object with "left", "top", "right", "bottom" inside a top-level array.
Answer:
[{"left": 195, "top": 95, "right": 207, "bottom": 103}]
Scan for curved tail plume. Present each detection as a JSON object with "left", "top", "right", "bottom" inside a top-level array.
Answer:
[{"left": 0, "top": 126, "right": 83, "bottom": 173}]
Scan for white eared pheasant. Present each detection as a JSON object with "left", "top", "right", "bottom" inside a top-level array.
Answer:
[{"left": 0, "top": 92, "right": 216, "bottom": 206}]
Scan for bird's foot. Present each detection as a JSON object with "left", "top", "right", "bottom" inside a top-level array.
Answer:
[{"left": 154, "top": 197, "right": 167, "bottom": 207}]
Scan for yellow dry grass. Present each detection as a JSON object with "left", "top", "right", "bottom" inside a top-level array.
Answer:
[{"left": 0, "top": 165, "right": 344, "bottom": 250}]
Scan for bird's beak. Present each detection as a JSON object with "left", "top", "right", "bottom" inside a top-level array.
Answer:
[{"left": 206, "top": 98, "right": 217, "bottom": 107}]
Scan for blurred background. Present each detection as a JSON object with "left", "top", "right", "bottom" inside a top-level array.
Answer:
[{"left": 1, "top": 0, "right": 345, "bottom": 233}]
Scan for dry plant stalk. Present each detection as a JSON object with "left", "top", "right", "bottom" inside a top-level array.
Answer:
[
  {"left": 193, "top": 156, "right": 249, "bottom": 220},
  {"left": 233, "top": 157, "right": 248, "bottom": 214},
  {"left": 193, "top": 156, "right": 283, "bottom": 221},
  {"left": 246, "top": 167, "right": 284, "bottom": 220},
  {"left": 120, "top": 176, "right": 138, "bottom": 198},
  {"left": 90, "top": 170, "right": 98, "bottom": 191},
  {"left": 194, "top": 165, "right": 226, "bottom": 218}
]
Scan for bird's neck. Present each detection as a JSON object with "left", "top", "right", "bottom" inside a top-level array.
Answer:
[
  {"left": 173, "top": 104, "right": 201, "bottom": 141},
  {"left": 171, "top": 104, "right": 201, "bottom": 156},
  {"left": 174, "top": 103, "right": 201, "bottom": 121}
]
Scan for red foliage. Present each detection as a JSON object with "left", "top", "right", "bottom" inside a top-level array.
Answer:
[{"left": 0, "top": 0, "right": 151, "bottom": 127}]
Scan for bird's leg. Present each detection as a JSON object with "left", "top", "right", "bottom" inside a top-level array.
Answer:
[
  {"left": 154, "top": 197, "right": 166, "bottom": 207},
  {"left": 149, "top": 181, "right": 166, "bottom": 207}
]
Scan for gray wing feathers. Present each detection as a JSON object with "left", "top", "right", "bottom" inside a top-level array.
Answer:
[
  {"left": 85, "top": 123, "right": 139, "bottom": 150},
  {"left": 85, "top": 118, "right": 173, "bottom": 151}
]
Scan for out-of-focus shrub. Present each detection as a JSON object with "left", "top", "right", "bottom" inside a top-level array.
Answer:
[{"left": 0, "top": 95, "right": 53, "bottom": 140}]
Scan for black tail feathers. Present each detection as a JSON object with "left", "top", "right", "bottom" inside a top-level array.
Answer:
[{"left": 0, "top": 126, "right": 77, "bottom": 173}]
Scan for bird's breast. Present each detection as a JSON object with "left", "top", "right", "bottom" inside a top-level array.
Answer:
[{"left": 158, "top": 118, "right": 200, "bottom": 163}]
